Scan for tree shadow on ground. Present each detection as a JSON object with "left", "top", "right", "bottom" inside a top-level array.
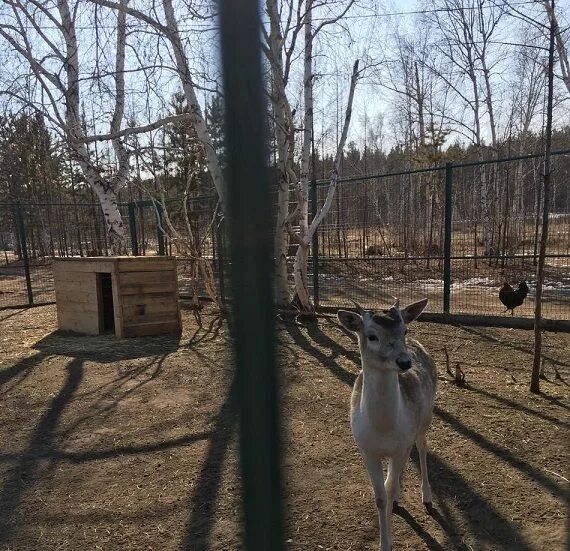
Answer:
[
  {"left": 181, "top": 372, "right": 239, "bottom": 551},
  {"left": 459, "top": 381, "right": 570, "bottom": 429},
  {"left": 0, "top": 431, "right": 211, "bottom": 464},
  {"left": 0, "top": 307, "right": 30, "bottom": 322},
  {"left": 185, "top": 313, "right": 226, "bottom": 347},
  {"left": 280, "top": 320, "right": 358, "bottom": 387},
  {"left": 0, "top": 357, "right": 84, "bottom": 545},
  {"left": 0, "top": 351, "right": 50, "bottom": 396},
  {"left": 33, "top": 330, "right": 180, "bottom": 363},
  {"left": 433, "top": 405, "right": 569, "bottom": 502},
  {"left": 458, "top": 325, "right": 570, "bottom": 369},
  {"left": 284, "top": 320, "right": 537, "bottom": 550},
  {"left": 409, "top": 449, "right": 535, "bottom": 551}
]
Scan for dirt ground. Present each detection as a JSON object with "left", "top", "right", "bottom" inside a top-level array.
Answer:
[{"left": 0, "top": 305, "right": 568, "bottom": 551}]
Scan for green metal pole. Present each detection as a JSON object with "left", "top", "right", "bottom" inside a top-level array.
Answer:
[
  {"left": 156, "top": 204, "right": 165, "bottom": 256},
  {"left": 15, "top": 204, "right": 33, "bottom": 305},
  {"left": 443, "top": 163, "right": 453, "bottom": 314},
  {"left": 128, "top": 202, "right": 139, "bottom": 256},
  {"left": 219, "top": 0, "right": 284, "bottom": 550}
]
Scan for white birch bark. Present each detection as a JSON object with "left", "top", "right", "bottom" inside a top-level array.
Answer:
[
  {"left": 57, "top": 0, "right": 127, "bottom": 253},
  {"left": 291, "top": 59, "right": 360, "bottom": 311},
  {"left": 161, "top": 0, "right": 226, "bottom": 209},
  {"left": 292, "top": 3, "right": 314, "bottom": 310},
  {"left": 543, "top": 1, "right": 570, "bottom": 96},
  {"left": 90, "top": 0, "right": 227, "bottom": 209},
  {"left": 266, "top": 0, "right": 297, "bottom": 306}
]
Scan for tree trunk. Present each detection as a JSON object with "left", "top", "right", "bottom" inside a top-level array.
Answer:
[
  {"left": 162, "top": 0, "right": 226, "bottom": 209},
  {"left": 293, "top": 242, "right": 311, "bottom": 311},
  {"left": 266, "top": 0, "right": 296, "bottom": 307},
  {"left": 291, "top": 1, "right": 314, "bottom": 312},
  {"left": 531, "top": 0, "right": 556, "bottom": 394},
  {"left": 90, "top": 180, "right": 125, "bottom": 254}
]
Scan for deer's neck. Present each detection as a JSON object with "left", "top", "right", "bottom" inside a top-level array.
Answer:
[{"left": 360, "top": 362, "right": 403, "bottom": 427}]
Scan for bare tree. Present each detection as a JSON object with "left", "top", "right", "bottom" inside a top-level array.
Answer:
[
  {"left": 263, "top": 0, "right": 357, "bottom": 310},
  {"left": 0, "top": 0, "right": 135, "bottom": 251},
  {"left": 0, "top": 0, "right": 207, "bottom": 252},
  {"left": 426, "top": 0, "right": 505, "bottom": 255},
  {"left": 532, "top": 0, "right": 556, "bottom": 394},
  {"left": 542, "top": 0, "right": 570, "bottom": 95},
  {"left": 90, "top": 0, "right": 226, "bottom": 209},
  {"left": 264, "top": 0, "right": 298, "bottom": 306}
]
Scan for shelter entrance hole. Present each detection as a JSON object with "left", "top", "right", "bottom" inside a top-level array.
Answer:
[{"left": 98, "top": 273, "right": 115, "bottom": 333}]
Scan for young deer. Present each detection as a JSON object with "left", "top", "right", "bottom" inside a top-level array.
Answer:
[{"left": 338, "top": 299, "right": 437, "bottom": 551}]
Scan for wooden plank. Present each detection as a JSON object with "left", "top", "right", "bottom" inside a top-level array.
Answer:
[
  {"left": 117, "top": 259, "right": 176, "bottom": 272},
  {"left": 111, "top": 265, "right": 124, "bottom": 338},
  {"left": 55, "top": 285, "right": 98, "bottom": 303},
  {"left": 55, "top": 281, "right": 83, "bottom": 295},
  {"left": 123, "top": 297, "right": 178, "bottom": 316},
  {"left": 123, "top": 311, "right": 179, "bottom": 325},
  {"left": 122, "top": 320, "right": 180, "bottom": 337},
  {"left": 53, "top": 257, "right": 119, "bottom": 263},
  {"left": 120, "top": 281, "right": 177, "bottom": 296},
  {"left": 119, "top": 270, "right": 176, "bottom": 285},
  {"left": 123, "top": 308, "right": 178, "bottom": 325},
  {"left": 56, "top": 302, "right": 98, "bottom": 315},
  {"left": 53, "top": 261, "right": 114, "bottom": 273},
  {"left": 53, "top": 270, "right": 84, "bottom": 283},
  {"left": 121, "top": 293, "right": 178, "bottom": 307},
  {"left": 58, "top": 313, "right": 100, "bottom": 334}
]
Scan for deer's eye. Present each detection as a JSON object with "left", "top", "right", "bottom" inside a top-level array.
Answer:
[{"left": 367, "top": 335, "right": 378, "bottom": 342}]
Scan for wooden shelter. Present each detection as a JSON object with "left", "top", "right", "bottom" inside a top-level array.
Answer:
[{"left": 53, "top": 257, "right": 181, "bottom": 337}]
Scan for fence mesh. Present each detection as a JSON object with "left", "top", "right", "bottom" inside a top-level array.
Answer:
[{"left": 0, "top": 152, "right": 568, "bottom": 323}]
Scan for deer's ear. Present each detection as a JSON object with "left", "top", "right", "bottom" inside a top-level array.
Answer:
[
  {"left": 401, "top": 298, "right": 428, "bottom": 324},
  {"left": 338, "top": 310, "right": 363, "bottom": 333}
]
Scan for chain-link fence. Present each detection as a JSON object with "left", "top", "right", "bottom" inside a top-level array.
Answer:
[
  {"left": 1, "top": 150, "right": 568, "bottom": 325},
  {"left": 314, "top": 151, "right": 570, "bottom": 323}
]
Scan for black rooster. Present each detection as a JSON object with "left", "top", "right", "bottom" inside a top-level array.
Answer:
[{"left": 499, "top": 281, "right": 529, "bottom": 315}]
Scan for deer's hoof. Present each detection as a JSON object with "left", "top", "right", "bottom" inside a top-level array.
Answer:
[
  {"left": 392, "top": 500, "right": 401, "bottom": 512},
  {"left": 423, "top": 501, "right": 434, "bottom": 513}
]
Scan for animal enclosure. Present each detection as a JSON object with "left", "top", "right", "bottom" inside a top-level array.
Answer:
[
  {"left": 1, "top": 152, "right": 568, "bottom": 328},
  {"left": 53, "top": 257, "right": 181, "bottom": 337},
  {"left": 0, "top": 305, "right": 567, "bottom": 550}
]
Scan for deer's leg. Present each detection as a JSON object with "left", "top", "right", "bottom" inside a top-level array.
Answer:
[
  {"left": 362, "top": 452, "right": 391, "bottom": 551},
  {"left": 386, "top": 445, "right": 412, "bottom": 508},
  {"left": 416, "top": 433, "right": 432, "bottom": 506}
]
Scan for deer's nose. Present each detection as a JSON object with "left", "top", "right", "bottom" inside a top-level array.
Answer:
[{"left": 396, "top": 358, "right": 412, "bottom": 371}]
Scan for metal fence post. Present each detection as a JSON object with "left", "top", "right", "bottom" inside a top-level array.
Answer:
[
  {"left": 128, "top": 202, "right": 139, "bottom": 256},
  {"left": 443, "top": 163, "right": 453, "bottom": 314},
  {"left": 220, "top": 0, "right": 284, "bottom": 547},
  {"left": 310, "top": 179, "right": 320, "bottom": 308},
  {"left": 14, "top": 204, "right": 33, "bottom": 305},
  {"left": 155, "top": 204, "right": 166, "bottom": 256}
]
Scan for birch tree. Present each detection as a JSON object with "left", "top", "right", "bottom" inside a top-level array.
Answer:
[
  {"left": 288, "top": 1, "right": 359, "bottom": 311},
  {"left": 542, "top": 0, "right": 570, "bottom": 96},
  {"left": 91, "top": 0, "right": 227, "bottom": 210},
  {"left": 264, "top": 0, "right": 297, "bottom": 306},
  {"left": 263, "top": 0, "right": 356, "bottom": 309},
  {"left": 0, "top": 0, "right": 133, "bottom": 251},
  {"left": 0, "top": 0, "right": 206, "bottom": 252}
]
